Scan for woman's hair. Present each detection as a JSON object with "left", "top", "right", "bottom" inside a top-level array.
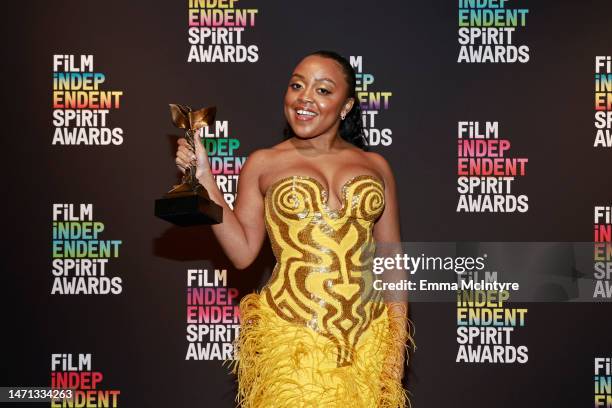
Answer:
[{"left": 283, "top": 50, "right": 368, "bottom": 151}]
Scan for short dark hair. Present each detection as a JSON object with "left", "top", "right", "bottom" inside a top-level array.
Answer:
[{"left": 283, "top": 50, "right": 368, "bottom": 151}]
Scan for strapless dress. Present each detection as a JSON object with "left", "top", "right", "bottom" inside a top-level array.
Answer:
[{"left": 228, "top": 175, "right": 411, "bottom": 408}]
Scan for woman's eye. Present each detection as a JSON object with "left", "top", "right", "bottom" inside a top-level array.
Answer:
[
  {"left": 318, "top": 88, "right": 331, "bottom": 95},
  {"left": 290, "top": 83, "right": 301, "bottom": 89}
]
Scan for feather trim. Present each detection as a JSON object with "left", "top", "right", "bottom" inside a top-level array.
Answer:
[{"left": 224, "top": 293, "right": 415, "bottom": 408}]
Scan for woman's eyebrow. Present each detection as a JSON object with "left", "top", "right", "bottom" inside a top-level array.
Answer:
[
  {"left": 317, "top": 77, "right": 336, "bottom": 85},
  {"left": 290, "top": 73, "right": 336, "bottom": 85}
]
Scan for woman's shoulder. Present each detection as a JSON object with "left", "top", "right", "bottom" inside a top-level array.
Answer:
[
  {"left": 246, "top": 143, "right": 287, "bottom": 163},
  {"left": 242, "top": 143, "right": 295, "bottom": 195},
  {"left": 242, "top": 143, "right": 291, "bottom": 179},
  {"left": 363, "top": 150, "right": 387, "bottom": 164},
  {"left": 361, "top": 150, "right": 395, "bottom": 181}
]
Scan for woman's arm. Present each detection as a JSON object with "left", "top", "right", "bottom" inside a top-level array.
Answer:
[
  {"left": 176, "top": 131, "right": 268, "bottom": 270},
  {"left": 370, "top": 152, "right": 410, "bottom": 380}
]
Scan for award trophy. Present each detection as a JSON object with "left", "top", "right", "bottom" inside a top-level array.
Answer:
[{"left": 154, "top": 104, "right": 223, "bottom": 226}]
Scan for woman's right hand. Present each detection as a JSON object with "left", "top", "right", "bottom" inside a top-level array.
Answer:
[{"left": 175, "top": 128, "right": 211, "bottom": 180}]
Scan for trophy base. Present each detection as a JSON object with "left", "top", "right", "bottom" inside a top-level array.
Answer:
[{"left": 155, "top": 190, "right": 223, "bottom": 226}]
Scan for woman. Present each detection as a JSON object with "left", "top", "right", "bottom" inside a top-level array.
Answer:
[{"left": 175, "top": 50, "right": 412, "bottom": 407}]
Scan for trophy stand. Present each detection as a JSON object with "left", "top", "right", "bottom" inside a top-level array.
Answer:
[{"left": 154, "top": 104, "right": 223, "bottom": 226}]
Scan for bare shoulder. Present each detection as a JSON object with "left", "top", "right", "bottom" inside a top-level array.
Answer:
[
  {"left": 245, "top": 147, "right": 275, "bottom": 164},
  {"left": 269, "top": 138, "right": 293, "bottom": 148},
  {"left": 243, "top": 147, "right": 279, "bottom": 176},
  {"left": 242, "top": 146, "right": 289, "bottom": 194},
  {"left": 363, "top": 150, "right": 395, "bottom": 180},
  {"left": 248, "top": 140, "right": 293, "bottom": 161}
]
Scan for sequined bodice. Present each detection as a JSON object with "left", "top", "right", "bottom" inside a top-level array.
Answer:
[{"left": 262, "top": 174, "right": 386, "bottom": 366}]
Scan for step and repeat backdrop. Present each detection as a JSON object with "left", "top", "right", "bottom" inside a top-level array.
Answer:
[{"left": 3, "top": 0, "right": 612, "bottom": 407}]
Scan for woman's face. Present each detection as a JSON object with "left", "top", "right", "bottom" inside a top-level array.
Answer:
[{"left": 284, "top": 55, "right": 354, "bottom": 140}]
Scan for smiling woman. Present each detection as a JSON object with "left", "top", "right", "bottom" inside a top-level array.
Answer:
[
  {"left": 175, "top": 50, "right": 412, "bottom": 408},
  {"left": 282, "top": 50, "right": 368, "bottom": 151}
]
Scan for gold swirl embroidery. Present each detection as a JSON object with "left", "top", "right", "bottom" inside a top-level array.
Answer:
[{"left": 262, "top": 175, "right": 386, "bottom": 367}]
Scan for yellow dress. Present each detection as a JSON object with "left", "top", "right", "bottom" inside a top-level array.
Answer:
[{"left": 229, "top": 175, "right": 411, "bottom": 408}]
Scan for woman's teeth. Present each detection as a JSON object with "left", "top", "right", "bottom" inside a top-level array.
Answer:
[{"left": 297, "top": 109, "right": 316, "bottom": 116}]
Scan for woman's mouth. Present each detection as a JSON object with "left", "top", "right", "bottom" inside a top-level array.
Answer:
[{"left": 295, "top": 108, "right": 318, "bottom": 121}]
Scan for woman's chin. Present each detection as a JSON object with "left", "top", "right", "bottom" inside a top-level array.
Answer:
[{"left": 288, "top": 124, "right": 318, "bottom": 140}]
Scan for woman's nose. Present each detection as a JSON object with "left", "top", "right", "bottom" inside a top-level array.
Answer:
[{"left": 298, "top": 86, "right": 314, "bottom": 103}]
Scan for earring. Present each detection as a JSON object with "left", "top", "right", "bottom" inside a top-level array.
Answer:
[{"left": 340, "top": 112, "right": 346, "bottom": 120}]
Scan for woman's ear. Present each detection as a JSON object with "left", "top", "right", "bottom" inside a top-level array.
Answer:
[{"left": 343, "top": 97, "right": 355, "bottom": 116}]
